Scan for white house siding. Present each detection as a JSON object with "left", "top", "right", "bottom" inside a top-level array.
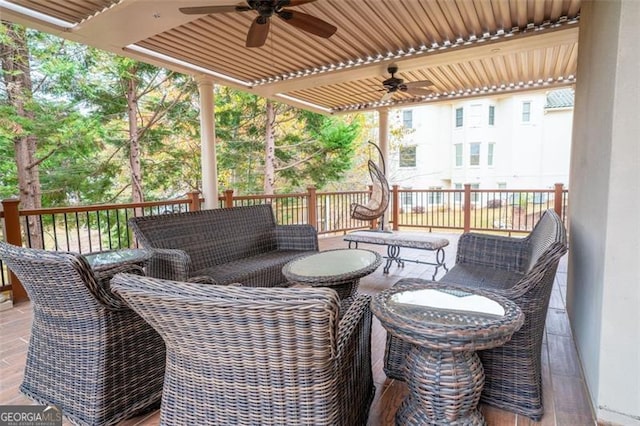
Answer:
[
  {"left": 389, "top": 105, "right": 451, "bottom": 187},
  {"left": 388, "top": 89, "right": 573, "bottom": 192}
]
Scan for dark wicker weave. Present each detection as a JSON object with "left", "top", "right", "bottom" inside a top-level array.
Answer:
[
  {"left": 0, "top": 242, "right": 165, "bottom": 426},
  {"left": 111, "top": 273, "right": 375, "bottom": 426},
  {"left": 384, "top": 209, "right": 568, "bottom": 421},
  {"left": 128, "top": 204, "right": 318, "bottom": 287},
  {"left": 372, "top": 281, "right": 524, "bottom": 425}
]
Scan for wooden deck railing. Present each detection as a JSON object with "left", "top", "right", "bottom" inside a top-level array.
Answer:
[{"left": 1, "top": 184, "right": 567, "bottom": 302}]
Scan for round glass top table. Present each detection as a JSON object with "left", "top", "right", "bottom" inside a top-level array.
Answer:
[
  {"left": 372, "top": 281, "right": 524, "bottom": 426},
  {"left": 282, "top": 248, "right": 382, "bottom": 299},
  {"left": 84, "top": 248, "right": 152, "bottom": 286},
  {"left": 84, "top": 248, "right": 152, "bottom": 272}
]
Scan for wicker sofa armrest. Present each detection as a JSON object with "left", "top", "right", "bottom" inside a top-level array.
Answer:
[
  {"left": 145, "top": 248, "right": 193, "bottom": 281},
  {"left": 275, "top": 224, "right": 319, "bottom": 251},
  {"left": 90, "top": 263, "right": 146, "bottom": 310},
  {"left": 335, "top": 293, "right": 374, "bottom": 425},
  {"left": 456, "top": 232, "right": 529, "bottom": 272},
  {"left": 336, "top": 293, "right": 372, "bottom": 358}
]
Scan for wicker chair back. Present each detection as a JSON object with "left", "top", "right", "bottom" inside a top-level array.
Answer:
[
  {"left": 130, "top": 204, "right": 277, "bottom": 271},
  {"left": 111, "top": 273, "right": 375, "bottom": 425}
]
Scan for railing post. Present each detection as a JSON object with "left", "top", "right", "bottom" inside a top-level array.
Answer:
[
  {"left": 224, "top": 190, "right": 234, "bottom": 208},
  {"left": 188, "top": 191, "right": 202, "bottom": 211},
  {"left": 554, "top": 183, "right": 564, "bottom": 217},
  {"left": 463, "top": 184, "right": 471, "bottom": 233},
  {"left": 392, "top": 185, "right": 400, "bottom": 231},
  {"left": 307, "top": 186, "right": 317, "bottom": 229},
  {"left": 2, "top": 198, "right": 28, "bottom": 302}
]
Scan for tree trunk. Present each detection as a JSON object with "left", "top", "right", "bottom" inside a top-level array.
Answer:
[
  {"left": 264, "top": 99, "right": 276, "bottom": 195},
  {"left": 0, "top": 22, "right": 43, "bottom": 248},
  {"left": 126, "top": 69, "right": 144, "bottom": 203}
]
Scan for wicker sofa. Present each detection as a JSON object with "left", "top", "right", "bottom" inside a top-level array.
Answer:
[
  {"left": 128, "top": 204, "right": 318, "bottom": 286},
  {"left": 111, "top": 272, "right": 375, "bottom": 425},
  {"left": 0, "top": 242, "right": 165, "bottom": 426},
  {"left": 384, "top": 209, "right": 567, "bottom": 421}
]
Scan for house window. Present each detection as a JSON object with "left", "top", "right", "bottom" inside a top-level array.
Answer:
[
  {"left": 471, "top": 183, "right": 480, "bottom": 202},
  {"left": 488, "top": 105, "right": 495, "bottom": 125},
  {"left": 399, "top": 145, "right": 416, "bottom": 167},
  {"left": 403, "top": 110, "right": 413, "bottom": 128},
  {"left": 470, "top": 104, "right": 482, "bottom": 127},
  {"left": 428, "top": 187, "right": 443, "bottom": 204},
  {"left": 455, "top": 107, "right": 463, "bottom": 127},
  {"left": 469, "top": 143, "right": 481, "bottom": 166},
  {"left": 400, "top": 190, "right": 413, "bottom": 208},
  {"left": 454, "top": 183, "right": 463, "bottom": 202},
  {"left": 522, "top": 101, "right": 531, "bottom": 122},
  {"left": 488, "top": 143, "right": 495, "bottom": 166},
  {"left": 454, "top": 144, "right": 463, "bottom": 167}
]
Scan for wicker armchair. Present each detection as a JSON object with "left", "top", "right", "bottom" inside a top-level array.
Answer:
[
  {"left": 111, "top": 273, "right": 375, "bottom": 426},
  {"left": 384, "top": 209, "right": 567, "bottom": 420},
  {"left": 0, "top": 242, "right": 165, "bottom": 426}
]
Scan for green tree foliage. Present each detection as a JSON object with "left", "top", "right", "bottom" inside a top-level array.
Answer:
[
  {"left": 215, "top": 87, "right": 362, "bottom": 193},
  {"left": 67, "top": 51, "right": 200, "bottom": 201},
  {"left": 1, "top": 25, "right": 367, "bottom": 208},
  {"left": 0, "top": 25, "right": 116, "bottom": 206}
]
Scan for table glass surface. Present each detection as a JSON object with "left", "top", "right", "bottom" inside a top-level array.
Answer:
[
  {"left": 287, "top": 249, "right": 378, "bottom": 277},
  {"left": 84, "top": 249, "right": 149, "bottom": 268},
  {"left": 386, "top": 288, "right": 505, "bottom": 326}
]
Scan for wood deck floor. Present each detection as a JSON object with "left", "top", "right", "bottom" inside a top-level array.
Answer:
[{"left": 0, "top": 233, "right": 596, "bottom": 425}]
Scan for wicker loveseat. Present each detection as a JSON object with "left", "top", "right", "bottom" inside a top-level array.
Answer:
[
  {"left": 0, "top": 242, "right": 165, "bottom": 426},
  {"left": 128, "top": 204, "right": 318, "bottom": 286},
  {"left": 111, "top": 272, "right": 375, "bottom": 425},
  {"left": 384, "top": 209, "right": 567, "bottom": 421}
]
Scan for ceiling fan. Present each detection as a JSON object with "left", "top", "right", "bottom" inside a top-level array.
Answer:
[
  {"left": 379, "top": 65, "right": 435, "bottom": 101},
  {"left": 179, "top": 0, "right": 337, "bottom": 48}
]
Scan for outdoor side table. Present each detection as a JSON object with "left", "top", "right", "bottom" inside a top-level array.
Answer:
[
  {"left": 372, "top": 281, "right": 524, "bottom": 425},
  {"left": 282, "top": 248, "right": 382, "bottom": 299}
]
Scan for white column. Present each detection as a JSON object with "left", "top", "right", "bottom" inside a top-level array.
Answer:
[
  {"left": 378, "top": 107, "right": 390, "bottom": 172},
  {"left": 378, "top": 107, "right": 390, "bottom": 229},
  {"left": 197, "top": 76, "right": 218, "bottom": 209},
  {"left": 567, "top": 1, "right": 640, "bottom": 425}
]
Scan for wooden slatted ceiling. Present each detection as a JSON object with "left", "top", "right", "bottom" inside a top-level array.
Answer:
[
  {"left": 137, "top": 0, "right": 581, "bottom": 84},
  {"left": 10, "top": 0, "right": 119, "bottom": 24},
  {"left": 288, "top": 41, "right": 579, "bottom": 111},
  {"left": 3, "top": 0, "right": 581, "bottom": 113}
]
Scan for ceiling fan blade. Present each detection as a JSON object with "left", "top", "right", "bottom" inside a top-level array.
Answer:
[
  {"left": 179, "top": 5, "right": 250, "bottom": 15},
  {"left": 285, "top": 0, "right": 318, "bottom": 5},
  {"left": 246, "top": 17, "right": 271, "bottom": 48},
  {"left": 405, "top": 87, "right": 434, "bottom": 97},
  {"left": 277, "top": 10, "right": 337, "bottom": 38},
  {"left": 380, "top": 91, "right": 394, "bottom": 102}
]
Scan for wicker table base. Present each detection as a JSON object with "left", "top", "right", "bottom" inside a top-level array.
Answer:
[
  {"left": 372, "top": 281, "right": 524, "bottom": 426},
  {"left": 398, "top": 347, "right": 485, "bottom": 425}
]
